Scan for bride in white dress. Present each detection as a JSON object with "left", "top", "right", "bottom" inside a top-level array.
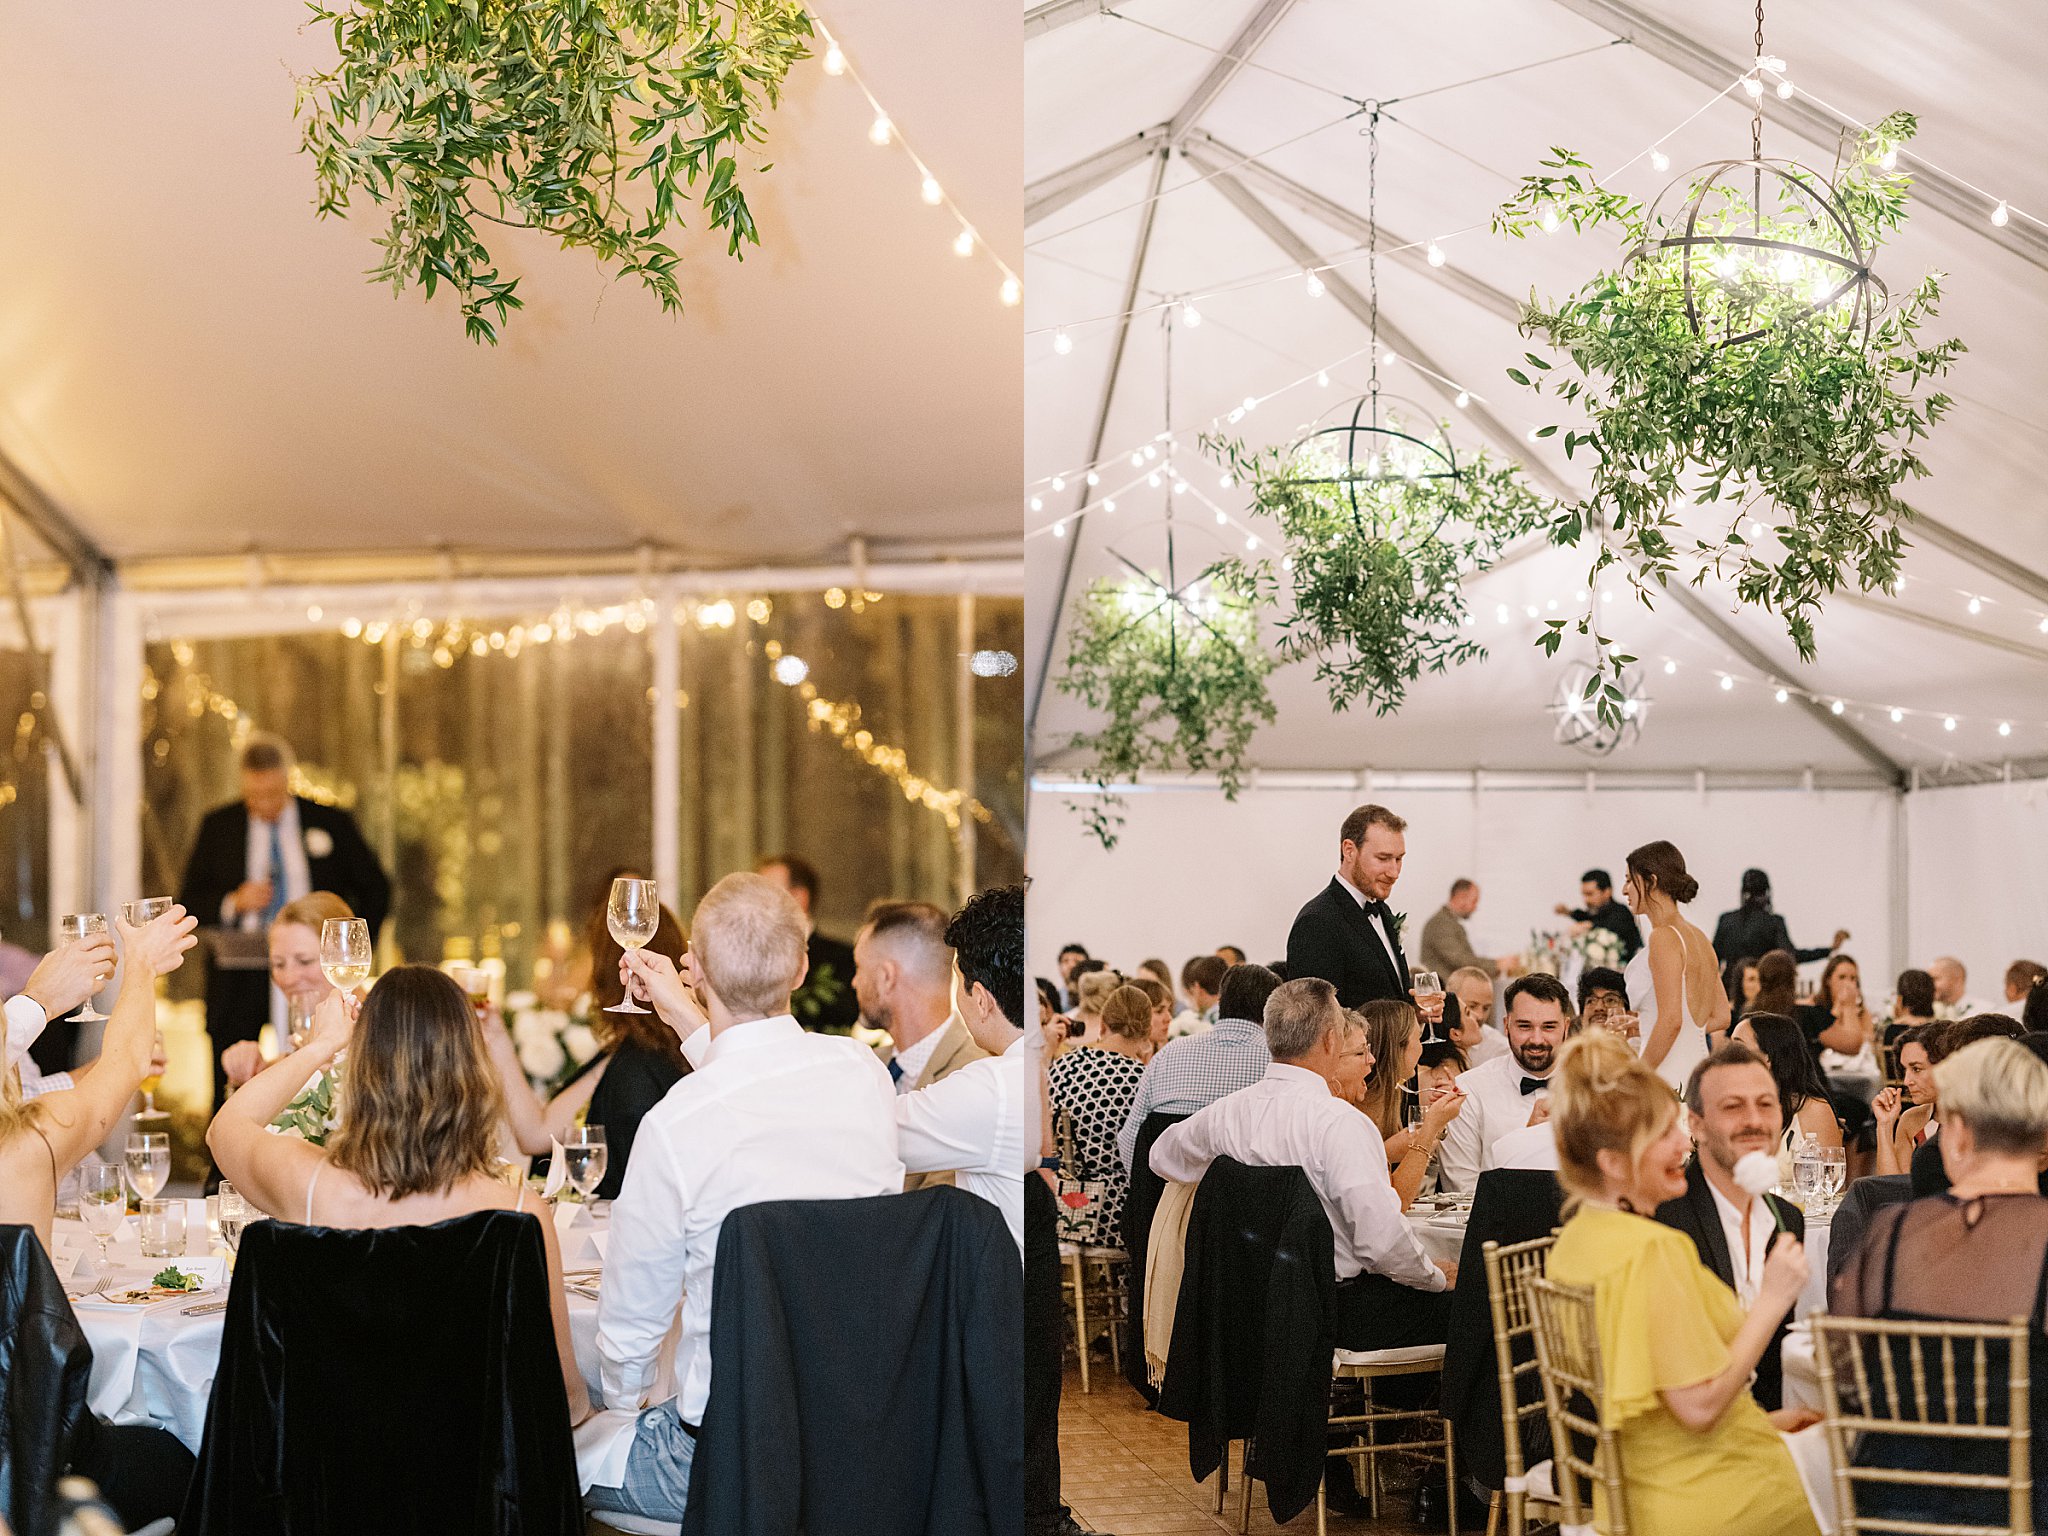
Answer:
[{"left": 1621, "top": 840, "right": 1731, "bottom": 1090}]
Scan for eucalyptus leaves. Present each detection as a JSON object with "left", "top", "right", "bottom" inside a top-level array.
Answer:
[
  {"left": 1056, "top": 568, "right": 1275, "bottom": 849},
  {"left": 298, "top": 0, "right": 812, "bottom": 342},
  {"left": 1493, "top": 112, "right": 1962, "bottom": 715}
]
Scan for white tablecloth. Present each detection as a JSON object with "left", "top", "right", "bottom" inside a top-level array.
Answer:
[{"left": 55, "top": 1202, "right": 648, "bottom": 1489}]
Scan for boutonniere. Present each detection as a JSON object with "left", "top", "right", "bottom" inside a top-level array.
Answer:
[
  {"left": 1386, "top": 910, "right": 1408, "bottom": 944},
  {"left": 303, "top": 826, "right": 334, "bottom": 859}
]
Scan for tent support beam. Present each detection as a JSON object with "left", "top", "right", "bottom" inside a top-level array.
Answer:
[
  {"left": 1204, "top": 166, "right": 1581, "bottom": 503},
  {"left": 1026, "top": 128, "right": 1169, "bottom": 227},
  {"left": 0, "top": 446, "right": 113, "bottom": 586},
  {"left": 1901, "top": 507, "right": 2048, "bottom": 611},
  {"left": 1026, "top": 147, "right": 1171, "bottom": 752},
  {"left": 1546, "top": 0, "right": 2048, "bottom": 274},
  {"left": 1024, "top": 0, "right": 1107, "bottom": 39},
  {"left": 1837, "top": 591, "right": 2048, "bottom": 666},
  {"left": 1166, "top": 0, "right": 1304, "bottom": 143}
]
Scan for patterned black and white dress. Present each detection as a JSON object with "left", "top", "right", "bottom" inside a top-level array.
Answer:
[{"left": 1048, "top": 1043, "right": 1147, "bottom": 1246}]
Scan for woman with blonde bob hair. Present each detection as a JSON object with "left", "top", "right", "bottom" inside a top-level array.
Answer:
[
  {"left": 208, "top": 964, "right": 590, "bottom": 1424},
  {"left": 1544, "top": 1030, "right": 1821, "bottom": 1536}
]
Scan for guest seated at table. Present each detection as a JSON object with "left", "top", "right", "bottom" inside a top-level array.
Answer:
[
  {"left": 1069, "top": 966, "right": 1120, "bottom": 1047},
  {"left": 1905, "top": 1015, "right": 2034, "bottom": 1196},
  {"left": 1115, "top": 962, "right": 1281, "bottom": 1172},
  {"left": 1882, "top": 967, "right": 1937, "bottom": 1050},
  {"left": 1746, "top": 949, "right": 1801, "bottom": 1019},
  {"left": 1436, "top": 973, "right": 1573, "bottom": 1194},
  {"left": 1446, "top": 965, "right": 1507, "bottom": 1065},
  {"left": 1723, "top": 954, "right": 1762, "bottom": 1017},
  {"left": 2007, "top": 960, "right": 2048, "bottom": 1010},
  {"left": 587, "top": 873, "right": 904, "bottom": 1522},
  {"left": 1731, "top": 1012, "right": 1844, "bottom": 1180},
  {"left": 0, "top": 905, "right": 198, "bottom": 1529},
  {"left": 220, "top": 891, "right": 355, "bottom": 1091},
  {"left": 1415, "top": 1039, "right": 1467, "bottom": 1117},
  {"left": 1578, "top": 965, "right": 1637, "bottom": 1043},
  {"left": 495, "top": 901, "right": 690, "bottom": 1199},
  {"left": 206, "top": 966, "right": 591, "bottom": 1426},
  {"left": 1170, "top": 954, "right": 1225, "bottom": 1038},
  {"left": 1048, "top": 983, "right": 1151, "bottom": 1245},
  {"left": 1129, "top": 974, "right": 1174, "bottom": 1059},
  {"left": 1797, "top": 953, "right": 1881, "bottom": 1109},
  {"left": 1871, "top": 1024, "right": 1939, "bottom": 1176},
  {"left": 1352, "top": 999, "right": 1465, "bottom": 1210},
  {"left": 1832, "top": 1037, "right": 2048, "bottom": 1531},
  {"left": 1545, "top": 1031, "right": 1821, "bottom": 1536},
  {"left": 1149, "top": 977, "right": 1454, "bottom": 1351}
]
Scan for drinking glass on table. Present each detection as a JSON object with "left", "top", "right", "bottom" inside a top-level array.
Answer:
[
  {"left": 606, "top": 879, "right": 659, "bottom": 1013},
  {"left": 1818, "top": 1146, "right": 1846, "bottom": 1214},
  {"left": 217, "top": 1182, "right": 248, "bottom": 1267},
  {"left": 1792, "top": 1145, "right": 1824, "bottom": 1208},
  {"left": 125, "top": 1131, "right": 170, "bottom": 1201},
  {"left": 320, "top": 918, "right": 373, "bottom": 995},
  {"left": 140, "top": 1198, "right": 187, "bottom": 1259},
  {"left": 58, "top": 912, "right": 112, "bottom": 1022},
  {"left": 78, "top": 1162, "right": 126, "bottom": 1279},
  {"left": 564, "top": 1125, "right": 609, "bottom": 1200}
]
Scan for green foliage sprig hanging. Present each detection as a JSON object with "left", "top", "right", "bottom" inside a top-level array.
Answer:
[
  {"left": 299, "top": 0, "right": 813, "bottom": 343},
  {"left": 1207, "top": 429, "right": 1554, "bottom": 715},
  {"left": 1056, "top": 567, "right": 1275, "bottom": 849},
  {"left": 1492, "top": 112, "right": 1963, "bottom": 717}
]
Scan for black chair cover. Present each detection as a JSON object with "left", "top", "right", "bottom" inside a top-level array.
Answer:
[
  {"left": 682, "top": 1186, "right": 1022, "bottom": 1536},
  {"left": 1827, "top": 1174, "right": 1915, "bottom": 1292},
  {"left": 0, "top": 1225, "right": 92, "bottom": 1536},
  {"left": 1120, "top": 1110, "right": 1189, "bottom": 1397},
  {"left": 179, "top": 1209, "right": 581, "bottom": 1535}
]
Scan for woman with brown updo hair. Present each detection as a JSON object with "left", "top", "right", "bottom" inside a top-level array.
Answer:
[
  {"left": 1623, "top": 839, "right": 1728, "bottom": 1089},
  {"left": 1045, "top": 983, "right": 1152, "bottom": 1245},
  {"left": 1128, "top": 973, "right": 1173, "bottom": 1058},
  {"left": 208, "top": 966, "right": 590, "bottom": 1425},
  {"left": 1545, "top": 1031, "right": 1820, "bottom": 1536}
]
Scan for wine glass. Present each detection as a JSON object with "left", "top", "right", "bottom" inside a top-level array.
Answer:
[
  {"left": 124, "top": 1131, "right": 169, "bottom": 1201},
  {"left": 1791, "top": 1148, "right": 1823, "bottom": 1209},
  {"left": 1818, "top": 1146, "right": 1847, "bottom": 1215},
  {"left": 1410, "top": 971, "right": 1444, "bottom": 1041},
  {"left": 78, "top": 1162, "right": 126, "bottom": 1287},
  {"left": 121, "top": 896, "right": 174, "bottom": 926},
  {"left": 217, "top": 1181, "right": 248, "bottom": 1267},
  {"left": 133, "top": 1034, "right": 170, "bottom": 1122},
  {"left": 564, "top": 1125, "right": 609, "bottom": 1200},
  {"left": 320, "top": 919, "right": 373, "bottom": 996},
  {"left": 454, "top": 965, "right": 493, "bottom": 1016},
  {"left": 605, "top": 879, "right": 659, "bottom": 1014},
  {"left": 58, "top": 913, "right": 111, "bottom": 1022}
]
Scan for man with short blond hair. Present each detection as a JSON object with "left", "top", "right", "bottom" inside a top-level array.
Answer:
[
  {"left": 1446, "top": 965, "right": 1507, "bottom": 1065},
  {"left": 756, "top": 853, "right": 860, "bottom": 1032},
  {"left": 1928, "top": 955, "right": 1987, "bottom": 1020}
]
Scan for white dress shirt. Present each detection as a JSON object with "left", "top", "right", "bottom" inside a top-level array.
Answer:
[
  {"left": 231, "top": 799, "right": 312, "bottom": 928},
  {"left": 596, "top": 1014, "right": 904, "bottom": 1429},
  {"left": 1488, "top": 1119, "right": 1560, "bottom": 1171},
  {"left": 890, "top": 1021, "right": 948, "bottom": 1094},
  {"left": 1437, "top": 1050, "right": 1553, "bottom": 1194},
  {"left": 1466, "top": 1027, "right": 1509, "bottom": 1066},
  {"left": 897, "top": 1034, "right": 1027, "bottom": 1253},
  {"left": 1706, "top": 1174, "right": 1774, "bottom": 1306},
  {"left": 6, "top": 993, "right": 45, "bottom": 1073},
  {"left": 1335, "top": 871, "right": 1401, "bottom": 970},
  {"left": 1149, "top": 1064, "right": 1445, "bottom": 1292}
]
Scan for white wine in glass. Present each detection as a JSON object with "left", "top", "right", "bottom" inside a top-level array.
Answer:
[
  {"left": 59, "top": 913, "right": 111, "bottom": 1023},
  {"left": 605, "top": 879, "right": 659, "bottom": 1014},
  {"left": 320, "top": 918, "right": 373, "bottom": 994},
  {"left": 1410, "top": 970, "right": 1444, "bottom": 1042}
]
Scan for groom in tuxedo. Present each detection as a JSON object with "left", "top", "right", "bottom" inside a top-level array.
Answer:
[{"left": 1286, "top": 803, "right": 1442, "bottom": 1020}]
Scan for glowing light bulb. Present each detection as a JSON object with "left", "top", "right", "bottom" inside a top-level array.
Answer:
[
  {"left": 1051, "top": 520, "right": 1065, "bottom": 539},
  {"left": 1830, "top": 699, "right": 1845, "bottom": 715},
  {"left": 1525, "top": 605, "right": 1539, "bottom": 619},
  {"left": 1720, "top": 674, "right": 1734, "bottom": 691},
  {"left": 1052, "top": 330, "right": 1073, "bottom": 355},
  {"left": 1742, "top": 74, "right": 1764, "bottom": 98},
  {"left": 1366, "top": 454, "right": 1381, "bottom": 478},
  {"left": 1496, "top": 606, "right": 1510, "bottom": 624},
  {"left": 1992, "top": 201, "right": 2010, "bottom": 226},
  {"left": 1527, "top": 427, "right": 1542, "bottom": 442},
  {"left": 1381, "top": 349, "right": 1397, "bottom": 367},
  {"left": 1029, "top": 496, "right": 1043, "bottom": 513},
  {"left": 1455, "top": 391, "right": 1469, "bottom": 408},
  {"left": 868, "top": 115, "right": 893, "bottom": 146},
  {"left": 1281, "top": 557, "right": 1294, "bottom": 572},
  {"left": 1085, "top": 472, "right": 1099, "bottom": 487},
  {"left": 1173, "top": 479, "right": 1188, "bottom": 495},
  {"left": 1538, "top": 202, "right": 1560, "bottom": 233},
  {"left": 1130, "top": 451, "right": 1145, "bottom": 468},
  {"left": 1102, "top": 498, "right": 1116, "bottom": 512},
  {"left": 1650, "top": 147, "right": 1670, "bottom": 173},
  {"left": 1218, "top": 474, "right": 1232, "bottom": 489},
  {"left": 2039, "top": 616, "right": 2048, "bottom": 634},
  {"left": 1879, "top": 147, "right": 1898, "bottom": 171},
  {"left": 1181, "top": 303, "right": 1202, "bottom": 328},
  {"left": 1316, "top": 370, "right": 1330, "bottom": 387},
  {"left": 1147, "top": 472, "right": 1161, "bottom": 488},
  {"left": 1245, "top": 535, "right": 1258, "bottom": 551},
  {"left": 920, "top": 175, "right": 942, "bottom": 205},
  {"left": 1144, "top": 444, "right": 1158, "bottom": 460},
  {"left": 1773, "top": 250, "right": 1800, "bottom": 283},
  {"left": 822, "top": 43, "right": 846, "bottom": 75},
  {"left": 1775, "top": 688, "right": 1789, "bottom": 703},
  {"left": 1000, "top": 276, "right": 1021, "bottom": 306},
  {"left": 1968, "top": 596, "right": 1983, "bottom": 615},
  {"left": 1890, "top": 707, "right": 1904, "bottom": 723},
  {"left": 1776, "top": 78, "right": 1794, "bottom": 99},
  {"left": 1944, "top": 716, "right": 1957, "bottom": 731},
  {"left": 1241, "top": 396, "right": 1257, "bottom": 413},
  {"left": 1304, "top": 271, "right": 1325, "bottom": 298},
  {"left": 1051, "top": 475, "right": 1066, "bottom": 491},
  {"left": 1810, "top": 272, "right": 1836, "bottom": 304},
  {"left": 1426, "top": 242, "right": 1444, "bottom": 267},
  {"left": 773, "top": 654, "right": 809, "bottom": 687},
  {"left": 1711, "top": 249, "right": 1738, "bottom": 278},
  {"left": 1664, "top": 660, "right": 1678, "bottom": 675},
  {"left": 2000, "top": 721, "right": 2013, "bottom": 737},
  {"left": 953, "top": 229, "right": 974, "bottom": 257},
  {"left": 1216, "top": 510, "right": 1228, "bottom": 525}
]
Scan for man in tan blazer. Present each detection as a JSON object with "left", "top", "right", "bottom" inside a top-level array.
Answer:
[{"left": 854, "top": 900, "right": 988, "bottom": 1189}]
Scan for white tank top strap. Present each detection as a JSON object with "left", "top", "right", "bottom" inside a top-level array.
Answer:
[
  {"left": 512, "top": 1181, "right": 530, "bottom": 1217},
  {"left": 304, "top": 1160, "right": 324, "bottom": 1226}
]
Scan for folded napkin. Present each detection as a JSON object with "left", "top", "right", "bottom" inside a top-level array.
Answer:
[{"left": 544, "top": 1137, "right": 568, "bottom": 1199}]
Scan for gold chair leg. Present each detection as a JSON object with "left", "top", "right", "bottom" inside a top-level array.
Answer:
[
  {"left": 1363, "top": 1382, "right": 1379, "bottom": 1519},
  {"left": 1316, "top": 1479, "right": 1327, "bottom": 1536},
  {"left": 1485, "top": 1489, "right": 1501, "bottom": 1536},
  {"left": 1105, "top": 1261, "right": 1123, "bottom": 1377},
  {"left": 1067, "top": 1251, "right": 1089, "bottom": 1394},
  {"left": 1445, "top": 1418, "right": 1458, "bottom": 1536},
  {"left": 1239, "top": 1436, "right": 1254, "bottom": 1534}
]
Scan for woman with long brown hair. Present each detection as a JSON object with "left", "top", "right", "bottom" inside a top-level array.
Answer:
[
  {"left": 1351, "top": 999, "right": 1465, "bottom": 1210},
  {"left": 1623, "top": 840, "right": 1729, "bottom": 1088},
  {"left": 208, "top": 965, "right": 590, "bottom": 1424}
]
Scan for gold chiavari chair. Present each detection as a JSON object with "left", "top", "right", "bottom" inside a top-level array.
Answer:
[
  {"left": 1051, "top": 1107, "right": 1128, "bottom": 1393},
  {"left": 1526, "top": 1275, "right": 1630, "bottom": 1536},
  {"left": 1481, "top": 1235, "right": 1563, "bottom": 1536},
  {"left": 1319, "top": 1344, "right": 1457, "bottom": 1536},
  {"left": 1810, "top": 1313, "right": 2034, "bottom": 1536}
]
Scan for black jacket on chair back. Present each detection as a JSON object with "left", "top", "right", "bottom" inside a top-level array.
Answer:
[
  {"left": 1157, "top": 1159, "right": 1334, "bottom": 1526},
  {"left": 1120, "top": 1110, "right": 1189, "bottom": 1396},
  {"left": 1439, "top": 1169, "right": 1566, "bottom": 1490},
  {"left": 682, "top": 1186, "right": 1022, "bottom": 1536},
  {"left": 0, "top": 1226, "right": 92, "bottom": 1536},
  {"left": 179, "top": 1210, "right": 580, "bottom": 1536}
]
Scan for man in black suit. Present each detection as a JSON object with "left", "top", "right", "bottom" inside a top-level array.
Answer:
[
  {"left": 756, "top": 853, "right": 860, "bottom": 1033},
  {"left": 1284, "top": 803, "right": 1444, "bottom": 1029},
  {"left": 178, "top": 734, "right": 390, "bottom": 1111},
  {"left": 1554, "top": 868, "right": 1643, "bottom": 964},
  {"left": 1655, "top": 1041, "right": 1805, "bottom": 1409}
]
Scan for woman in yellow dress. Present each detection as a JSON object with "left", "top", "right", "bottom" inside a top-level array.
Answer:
[{"left": 1545, "top": 1030, "right": 1821, "bottom": 1536}]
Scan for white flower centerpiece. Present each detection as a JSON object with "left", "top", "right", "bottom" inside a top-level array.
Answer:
[{"left": 504, "top": 991, "right": 602, "bottom": 1095}]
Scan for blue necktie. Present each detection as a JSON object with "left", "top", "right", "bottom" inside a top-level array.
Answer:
[
  {"left": 888, "top": 1057, "right": 904, "bottom": 1084},
  {"left": 262, "top": 820, "right": 286, "bottom": 925}
]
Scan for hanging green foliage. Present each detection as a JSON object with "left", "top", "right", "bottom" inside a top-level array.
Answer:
[
  {"left": 1492, "top": 111, "right": 1962, "bottom": 719},
  {"left": 1207, "top": 427, "right": 1554, "bottom": 715},
  {"left": 298, "top": 0, "right": 813, "bottom": 343},
  {"left": 1055, "top": 567, "right": 1275, "bottom": 849}
]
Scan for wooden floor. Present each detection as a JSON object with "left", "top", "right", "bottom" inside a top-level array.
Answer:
[{"left": 1058, "top": 1361, "right": 1434, "bottom": 1535}]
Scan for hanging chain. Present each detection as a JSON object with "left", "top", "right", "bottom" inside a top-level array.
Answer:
[
  {"left": 1751, "top": 0, "right": 1765, "bottom": 163},
  {"left": 1161, "top": 308, "right": 1176, "bottom": 606},
  {"left": 1366, "top": 102, "right": 1380, "bottom": 427}
]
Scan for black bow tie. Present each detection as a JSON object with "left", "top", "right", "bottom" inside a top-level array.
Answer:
[
  {"left": 1362, "top": 898, "right": 1389, "bottom": 921},
  {"left": 1519, "top": 1076, "right": 1550, "bottom": 1096}
]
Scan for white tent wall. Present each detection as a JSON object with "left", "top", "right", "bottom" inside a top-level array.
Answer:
[
  {"left": 1906, "top": 780, "right": 2048, "bottom": 1009},
  {"left": 1028, "top": 779, "right": 1900, "bottom": 997}
]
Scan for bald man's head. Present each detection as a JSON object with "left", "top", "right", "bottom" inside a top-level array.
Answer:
[{"left": 854, "top": 901, "right": 955, "bottom": 1042}]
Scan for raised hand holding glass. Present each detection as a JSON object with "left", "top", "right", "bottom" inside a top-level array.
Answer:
[
  {"left": 59, "top": 912, "right": 111, "bottom": 1022},
  {"left": 606, "top": 879, "right": 659, "bottom": 1014}
]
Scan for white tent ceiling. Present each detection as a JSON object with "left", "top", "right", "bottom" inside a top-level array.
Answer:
[
  {"left": 0, "top": 0, "right": 1021, "bottom": 569},
  {"left": 1024, "top": 0, "right": 2048, "bottom": 785}
]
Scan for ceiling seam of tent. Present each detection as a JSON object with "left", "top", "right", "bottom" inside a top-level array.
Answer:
[{"left": 1833, "top": 593, "right": 2048, "bottom": 668}]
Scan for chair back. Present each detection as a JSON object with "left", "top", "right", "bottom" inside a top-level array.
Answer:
[
  {"left": 0, "top": 1225, "right": 94, "bottom": 1536},
  {"left": 179, "top": 1209, "right": 581, "bottom": 1536},
  {"left": 1810, "top": 1312, "right": 2034, "bottom": 1536},
  {"left": 1825, "top": 1175, "right": 1915, "bottom": 1292},
  {"left": 1481, "top": 1235, "right": 1556, "bottom": 1507},
  {"left": 1121, "top": 1110, "right": 1190, "bottom": 1395},
  {"left": 1525, "top": 1276, "right": 1630, "bottom": 1536}
]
